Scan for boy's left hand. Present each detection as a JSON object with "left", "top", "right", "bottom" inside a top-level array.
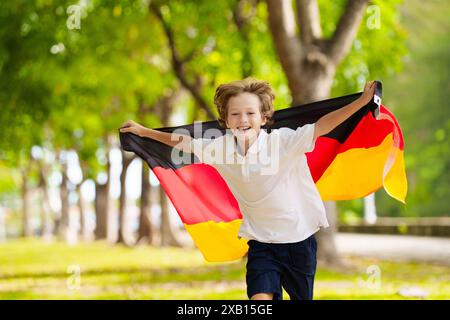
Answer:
[{"left": 359, "top": 80, "right": 376, "bottom": 105}]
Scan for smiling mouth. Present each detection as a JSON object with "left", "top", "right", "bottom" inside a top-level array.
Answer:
[{"left": 237, "top": 127, "right": 251, "bottom": 132}]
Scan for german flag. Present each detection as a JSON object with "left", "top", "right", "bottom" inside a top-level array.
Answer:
[{"left": 119, "top": 81, "right": 407, "bottom": 262}]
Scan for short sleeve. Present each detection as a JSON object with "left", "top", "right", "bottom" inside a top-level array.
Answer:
[{"left": 278, "top": 123, "right": 316, "bottom": 154}]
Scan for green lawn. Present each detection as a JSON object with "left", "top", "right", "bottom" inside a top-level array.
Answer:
[{"left": 0, "top": 239, "right": 448, "bottom": 299}]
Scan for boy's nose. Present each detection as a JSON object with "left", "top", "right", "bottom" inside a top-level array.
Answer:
[{"left": 239, "top": 115, "right": 249, "bottom": 122}]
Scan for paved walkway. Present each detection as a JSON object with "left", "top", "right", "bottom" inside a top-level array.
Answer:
[{"left": 336, "top": 233, "right": 450, "bottom": 265}]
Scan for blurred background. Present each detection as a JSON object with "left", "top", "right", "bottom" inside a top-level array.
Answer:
[{"left": 0, "top": 0, "right": 448, "bottom": 299}]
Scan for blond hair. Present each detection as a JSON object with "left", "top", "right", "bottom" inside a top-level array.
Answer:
[{"left": 214, "top": 77, "right": 275, "bottom": 128}]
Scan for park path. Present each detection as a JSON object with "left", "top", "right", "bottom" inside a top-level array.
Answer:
[{"left": 336, "top": 233, "right": 450, "bottom": 265}]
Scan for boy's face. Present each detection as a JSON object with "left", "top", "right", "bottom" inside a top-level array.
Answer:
[{"left": 225, "top": 92, "right": 267, "bottom": 142}]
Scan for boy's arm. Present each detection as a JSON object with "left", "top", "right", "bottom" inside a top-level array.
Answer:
[
  {"left": 313, "top": 81, "right": 376, "bottom": 141},
  {"left": 141, "top": 128, "right": 193, "bottom": 153},
  {"left": 120, "top": 120, "right": 193, "bottom": 153}
]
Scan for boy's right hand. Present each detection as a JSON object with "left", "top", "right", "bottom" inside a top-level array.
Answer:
[{"left": 119, "top": 120, "right": 146, "bottom": 137}]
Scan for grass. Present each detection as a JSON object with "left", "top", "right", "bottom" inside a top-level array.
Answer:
[{"left": 0, "top": 238, "right": 448, "bottom": 300}]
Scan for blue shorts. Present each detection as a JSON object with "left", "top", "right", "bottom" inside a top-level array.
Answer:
[{"left": 246, "top": 234, "right": 317, "bottom": 300}]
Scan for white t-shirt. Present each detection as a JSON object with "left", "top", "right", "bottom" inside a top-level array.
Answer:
[{"left": 190, "top": 123, "right": 329, "bottom": 243}]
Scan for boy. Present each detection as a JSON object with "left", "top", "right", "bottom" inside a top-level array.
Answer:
[{"left": 120, "top": 77, "right": 376, "bottom": 300}]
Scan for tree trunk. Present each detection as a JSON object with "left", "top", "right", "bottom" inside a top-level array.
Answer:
[
  {"left": 295, "top": 63, "right": 336, "bottom": 103},
  {"left": 95, "top": 183, "right": 108, "bottom": 240},
  {"left": 59, "top": 156, "right": 70, "bottom": 242},
  {"left": 116, "top": 150, "right": 134, "bottom": 245},
  {"left": 76, "top": 182, "right": 87, "bottom": 241},
  {"left": 159, "top": 185, "right": 182, "bottom": 247},
  {"left": 316, "top": 201, "right": 342, "bottom": 265},
  {"left": 137, "top": 162, "right": 154, "bottom": 244},
  {"left": 95, "top": 153, "right": 111, "bottom": 240},
  {"left": 38, "top": 161, "right": 52, "bottom": 239},
  {"left": 21, "top": 164, "right": 32, "bottom": 237},
  {"left": 133, "top": 94, "right": 157, "bottom": 245}
]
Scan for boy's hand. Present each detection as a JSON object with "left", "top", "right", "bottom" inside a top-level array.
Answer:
[
  {"left": 120, "top": 120, "right": 146, "bottom": 137},
  {"left": 358, "top": 80, "right": 376, "bottom": 105}
]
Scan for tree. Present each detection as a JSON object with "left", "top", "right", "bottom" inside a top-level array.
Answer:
[{"left": 265, "top": 0, "right": 406, "bottom": 265}]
